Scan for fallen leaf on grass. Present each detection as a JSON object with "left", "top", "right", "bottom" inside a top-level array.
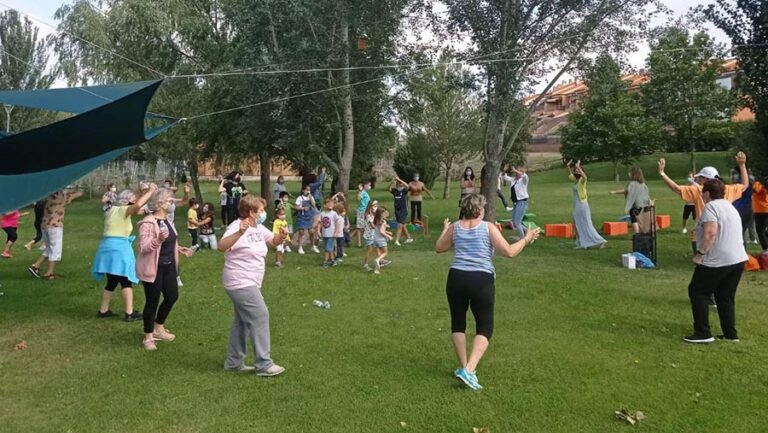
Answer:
[
  {"left": 14, "top": 340, "right": 28, "bottom": 351},
  {"left": 615, "top": 408, "right": 646, "bottom": 426},
  {"left": 472, "top": 427, "right": 490, "bottom": 433},
  {"left": 400, "top": 421, "right": 407, "bottom": 428}
]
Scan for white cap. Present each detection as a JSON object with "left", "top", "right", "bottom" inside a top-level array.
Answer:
[{"left": 695, "top": 167, "right": 719, "bottom": 180}]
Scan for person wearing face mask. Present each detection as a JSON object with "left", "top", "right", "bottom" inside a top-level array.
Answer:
[
  {"left": 102, "top": 183, "right": 118, "bottom": 213},
  {"left": 136, "top": 188, "right": 195, "bottom": 350},
  {"left": 94, "top": 184, "right": 157, "bottom": 321},
  {"left": 218, "top": 194, "right": 288, "bottom": 376},
  {"left": 436, "top": 193, "right": 540, "bottom": 390},
  {"left": 459, "top": 167, "right": 476, "bottom": 218},
  {"left": 684, "top": 179, "right": 748, "bottom": 344},
  {"left": 273, "top": 175, "right": 288, "bottom": 208},
  {"left": 353, "top": 181, "right": 372, "bottom": 248},
  {"left": 390, "top": 177, "right": 413, "bottom": 246},
  {"left": 362, "top": 200, "right": 379, "bottom": 271},
  {"left": 407, "top": 173, "right": 433, "bottom": 224},
  {"left": 294, "top": 185, "right": 316, "bottom": 254},
  {"left": 219, "top": 172, "right": 248, "bottom": 224},
  {"left": 198, "top": 202, "right": 218, "bottom": 250}
]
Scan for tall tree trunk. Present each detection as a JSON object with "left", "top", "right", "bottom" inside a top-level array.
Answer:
[
  {"left": 259, "top": 149, "right": 271, "bottom": 205},
  {"left": 613, "top": 160, "right": 620, "bottom": 183},
  {"left": 442, "top": 158, "right": 453, "bottom": 199},
  {"left": 336, "top": 8, "right": 355, "bottom": 194},
  {"left": 482, "top": 116, "right": 505, "bottom": 222},
  {"left": 187, "top": 158, "right": 203, "bottom": 204}
]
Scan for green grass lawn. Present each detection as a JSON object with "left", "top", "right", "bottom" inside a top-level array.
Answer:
[{"left": 2, "top": 152, "right": 767, "bottom": 433}]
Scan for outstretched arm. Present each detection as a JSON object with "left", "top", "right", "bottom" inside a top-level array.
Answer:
[{"left": 489, "top": 223, "right": 541, "bottom": 257}]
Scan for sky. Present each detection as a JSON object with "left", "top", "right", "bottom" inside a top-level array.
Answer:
[{"left": 0, "top": 0, "right": 730, "bottom": 89}]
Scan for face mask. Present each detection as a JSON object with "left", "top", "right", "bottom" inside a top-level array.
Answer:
[
  {"left": 168, "top": 202, "right": 176, "bottom": 214},
  {"left": 397, "top": 187, "right": 405, "bottom": 191},
  {"left": 414, "top": 176, "right": 419, "bottom": 181},
  {"left": 256, "top": 210, "right": 267, "bottom": 225},
  {"left": 203, "top": 206, "right": 209, "bottom": 212},
  {"left": 365, "top": 185, "right": 371, "bottom": 191},
  {"left": 465, "top": 171, "right": 472, "bottom": 176},
  {"left": 278, "top": 179, "right": 284, "bottom": 184},
  {"left": 303, "top": 191, "right": 310, "bottom": 196},
  {"left": 164, "top": 183, "right": 172, "bottom": 188},
  {"left": 110, "top": 187, "right": 116, "bottom": 193}
]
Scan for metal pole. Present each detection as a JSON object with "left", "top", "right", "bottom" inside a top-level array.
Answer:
[{"left": 3, "top": 104, "right": 12, "bottom": 133}]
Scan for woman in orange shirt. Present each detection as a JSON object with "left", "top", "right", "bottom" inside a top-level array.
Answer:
[{"left": 752, "top": 180, "right": 768, "bottom": 252}]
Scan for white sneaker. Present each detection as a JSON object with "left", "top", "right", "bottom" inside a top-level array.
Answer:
[
  {"left": 752, "top": 240, "right": 758, "bottom": 245},
  {"left": 176, "top": 276, "right": 184, "bottom": 287},
  {"left": 311, "top": 245, "right": 320, "bottom": 253},
  {"left": 363, "top": 264, "right": 372, "bottom": 271},
  {"left": 285, "top": 245, "right": 292, "bottom": 253},
  {"left": 405, "top": 238, "right": 413, "bottom": 244},
  {"left": 681, "top": 228, "right": 688, "bottom": 234},
  {"left": 256, "top": 364, "right": 285, "bottom": 377},
  {"left": 395, "top": 241, "right": 401, "bottom": 246},
  {"left": 298, "top": 247, "right": 305, "bottom": 255}
]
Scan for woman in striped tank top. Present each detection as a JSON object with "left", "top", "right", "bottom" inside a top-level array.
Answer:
[{"left": 436, "top": 193, "right": 540, "bottom": 390}]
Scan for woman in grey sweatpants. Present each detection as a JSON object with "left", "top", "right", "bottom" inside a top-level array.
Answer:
[{"left": 218, "top": 195, "right": 288, "bottom": 376}]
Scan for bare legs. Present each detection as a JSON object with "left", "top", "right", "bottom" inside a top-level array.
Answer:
[
  {"left": 452, "top": 333, "right": 489, "bottom": 372},
  {"left": 99, "top": 288, "right": 135, "bottom": 314}
]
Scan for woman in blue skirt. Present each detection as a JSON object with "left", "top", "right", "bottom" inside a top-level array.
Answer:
[
  {"left": 94, "top": 183, "right": 157, "bottom": 321},
  {"left": 567, "top": 160, "right": 606, "bottom": 249}
]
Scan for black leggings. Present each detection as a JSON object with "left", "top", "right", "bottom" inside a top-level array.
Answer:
[
  {"left": 755, "top": 213, "right": 768, "bottom": 250},
  {"left": 737, "top": 207, "right": 754, "bottom": 246},
  {"left": 142, "top": 264, "right": 179, "bottom": 334},
  {"left": 105, "top": 274, "right": 132, "bottom": 292},
  {"left": 3, "top": 227, "right": 17, "bottom": 243},
  {"left": 446, "top": 268, "right": 495, "bottom": 339},
  {"left": 410, "top": 201, "right": 422, "bottom": 223}
]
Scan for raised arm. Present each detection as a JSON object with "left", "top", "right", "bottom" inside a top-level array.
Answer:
[
  {"left": 735, "top": 151, "right": 748, "bottom": 192},
  {"left": 657, "top": 158, "right": 682, "bottom": 195},
  {"left": 435, "top": 218, "right": 454, "bottom": 253},
  {"left": 127, "top": 183, "right": 157, "bottom": 216},
  {"left": 218, "top": 177, "right": 227, "bottom": 193}
]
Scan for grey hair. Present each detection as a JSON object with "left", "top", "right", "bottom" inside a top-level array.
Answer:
[
  {"left": 115, "top": 190, "right": 136, "bottom": 206},
  {"left": 146, "top": 188, "right": 175, "bottom": 213},
  {"left": 460, "top": 193, "right": 486, "bottom": 219}
]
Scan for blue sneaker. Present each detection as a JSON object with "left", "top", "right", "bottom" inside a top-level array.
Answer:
[{"left": 455, "top": 367, "right": 482, "bottom": 390}]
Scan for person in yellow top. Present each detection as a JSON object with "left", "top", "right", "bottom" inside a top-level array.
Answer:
[
  {"left": 94, "top": 183, "right": 158, "bottom": 321},
  {"left": 272, "top": 208, "right": 289, "bottom": 268},
  {"left": 187, "top": 198, "right": 201, "bottom": 251},
  {"left": 658, "top": 152, "right": 749, "bottom": 253}
]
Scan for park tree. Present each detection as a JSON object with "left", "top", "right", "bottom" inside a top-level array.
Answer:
[
  {"left": 439, "top": 0, "right": 660, "bottom": 221},
  {"left": 703, "top": 0, "right": 768, "bottom": 175},
  {"left": 53, "top": 0, "right": 238, "bottom": 202},
  {"left": 0, "top": 10, "right": 58, "bottom": 133},
  {"left": 396, "top": 59, "right": 484, "bottom": 198},
  {"left": 642, "top": 28, "right": 737, "bottom": 172},
  {"left": 560, "top": 54, "right": 663, "bottom": 182}
]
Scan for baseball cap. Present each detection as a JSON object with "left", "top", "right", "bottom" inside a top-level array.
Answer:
[{"left": 695, "top": 167, "right": 719, "bottom": 180}]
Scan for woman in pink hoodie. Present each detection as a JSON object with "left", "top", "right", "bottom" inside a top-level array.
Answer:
[{"left": 136, "top": 189, "right": 194, "bottom": 350}]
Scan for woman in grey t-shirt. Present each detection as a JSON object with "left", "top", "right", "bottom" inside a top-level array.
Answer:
[{"left": 684, "top": 179, "right": 748, "bottom": 344}]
